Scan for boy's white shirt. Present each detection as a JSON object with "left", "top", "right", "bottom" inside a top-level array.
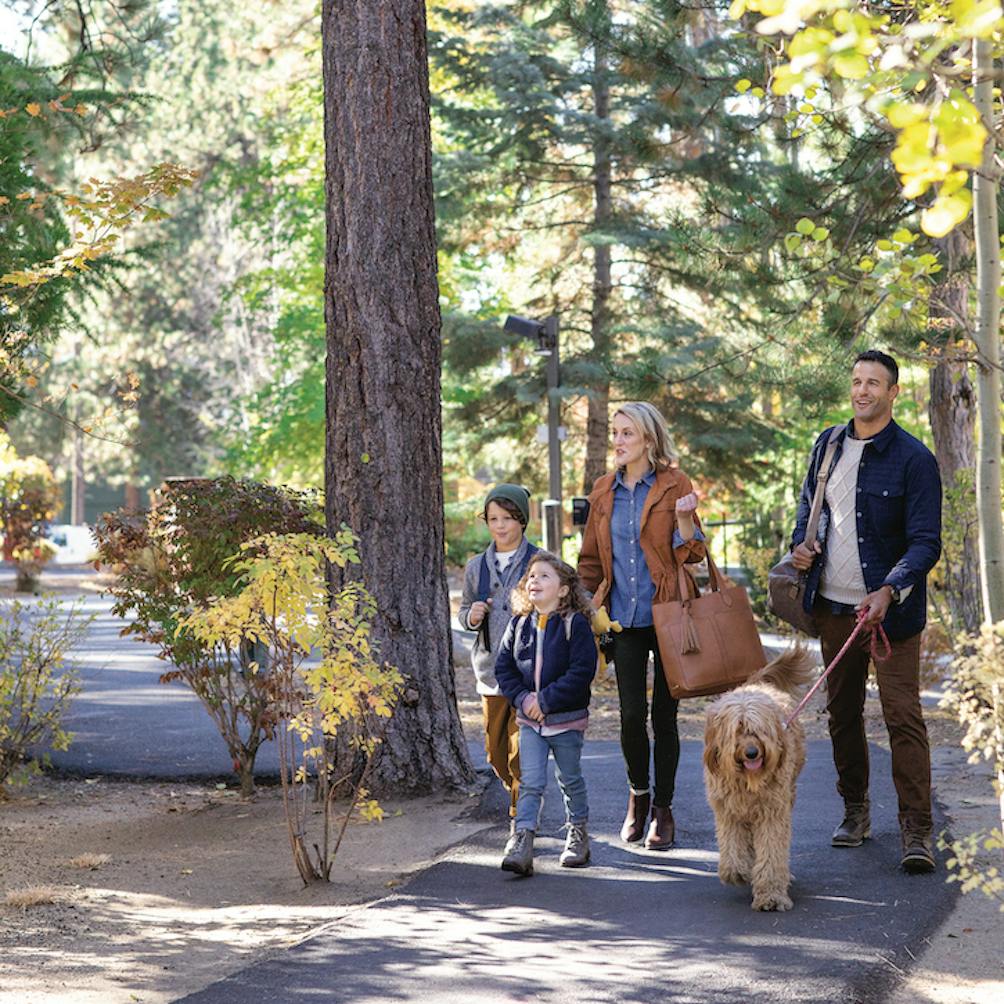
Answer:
[{"left": 495, "top": 547, "right": 517, "bottom": 572}]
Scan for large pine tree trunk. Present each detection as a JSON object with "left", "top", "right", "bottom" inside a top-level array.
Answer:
[
  {"left": 583, "top": 16, "right": 612, "bottom": 494},
  {"left": 321, "top": 0, "right": 473, "bottom": 793},
  {"left": 927, "top": 230, "right": 981, "bottom": 637}
]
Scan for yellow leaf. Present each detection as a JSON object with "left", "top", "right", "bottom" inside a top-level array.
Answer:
[
  {"left": 935, "top": 92, "right": 987, "bottom": 168},
  {"left": 950, "top": 0, "right": 1003, "bottom": 38},
  {"left": 75, "top": 104, "right": 87, "bottom": 116},
  {"left": 0, "top": 196, "right": 8, "bottom": 206},
  {"left": 921, "top": 189, "right": 972, "bottom": 238},
  {"left": 886, "top": 101, "right": 927, "bottom": 130},
  {"left": 25, "top": 103, "right": 41, "bottom": 117},
  {"left": 832, "top": 52, "right": 869, "bottom": 80}
]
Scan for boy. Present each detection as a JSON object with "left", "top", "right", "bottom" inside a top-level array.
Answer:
[{"left": 458, "top": 484, "right": 537, "bottom": 821}]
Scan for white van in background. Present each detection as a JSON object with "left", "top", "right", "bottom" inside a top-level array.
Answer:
[{"left": 47, "top": 524, "right": 97, "bottom": 565}]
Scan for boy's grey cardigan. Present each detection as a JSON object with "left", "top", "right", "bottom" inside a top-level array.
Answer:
[{"left": 458, "top": 537, "right": 534, "bottom": 696}]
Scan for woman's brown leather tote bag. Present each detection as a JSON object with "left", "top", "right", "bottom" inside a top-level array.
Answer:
[{"left": 652, "top": 552, "right": 765, "bottom": 700}]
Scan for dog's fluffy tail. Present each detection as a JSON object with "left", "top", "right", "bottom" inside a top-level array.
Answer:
[{"left": 748, "top": 644, "right": 817, "bottom": 697}]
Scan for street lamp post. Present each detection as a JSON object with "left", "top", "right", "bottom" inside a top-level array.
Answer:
[
  {"left": 503, "top": 313, "right": 563, "bottom": 554},
  {"left": 542, "top": 315, "right": 562, "bottom": 555}
]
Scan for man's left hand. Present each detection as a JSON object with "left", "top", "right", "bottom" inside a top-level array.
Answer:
[{"left": 857, "top": 586, "right": 893, "bottom": 626}]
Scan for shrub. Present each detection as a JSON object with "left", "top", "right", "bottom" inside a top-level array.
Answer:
[
  {"left": 183, "top": 530, "right": 402, "bottom": 884},
  {"left": 940, "top": 621, "right": 1004, "bottom": 910},
  {"left": 92, "top": 477, "right": 323, "bottom": 797},
  {"left": 0, "top": 596, "right": 87, "bottom": 789},
  {"left": 0, "top": 433, "right": 62, "bottom": 592}
]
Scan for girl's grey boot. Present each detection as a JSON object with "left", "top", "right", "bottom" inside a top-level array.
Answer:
[{"left": 560, "top": 822, "right": 590, "bottom": 868}]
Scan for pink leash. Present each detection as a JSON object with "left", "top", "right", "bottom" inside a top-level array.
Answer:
[{"left": 783, "top": 611, "right": 892, "bottom": 730}]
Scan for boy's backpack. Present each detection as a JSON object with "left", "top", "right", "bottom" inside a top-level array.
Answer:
[{"left": 476, "top": 542, "right": 539, "bottom": 650}]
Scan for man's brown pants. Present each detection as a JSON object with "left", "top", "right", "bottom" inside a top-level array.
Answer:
[
  {"left": 482, "top": 695, "right": 520, "bottom": 817},
  {"left": 817, "top": 605, "right": 932, "bottom": 833}
]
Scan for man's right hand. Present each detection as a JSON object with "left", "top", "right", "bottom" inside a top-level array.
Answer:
[
  {"left": 468, "top": 598, "right": 492, "bottom": 627},
  {"left": 790, "top": 540, "right": 822, "bottom": 571}
]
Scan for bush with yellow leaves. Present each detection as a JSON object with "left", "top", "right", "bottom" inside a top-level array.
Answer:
[{"left": 183, "top": 530, "right": 402, "bottom": 885}]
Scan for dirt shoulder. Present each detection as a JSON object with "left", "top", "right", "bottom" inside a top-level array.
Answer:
[{"left": 0, "top": 778, "right": 490, "bottom": 1004}]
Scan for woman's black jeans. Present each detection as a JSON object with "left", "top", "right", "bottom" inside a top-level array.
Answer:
[{"left": 613, "top": 625, "right": 680, "bottom": 808}]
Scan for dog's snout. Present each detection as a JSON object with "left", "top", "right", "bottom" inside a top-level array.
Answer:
[{"left": 744, "top": 746, "right": 759, "bottom": 760}]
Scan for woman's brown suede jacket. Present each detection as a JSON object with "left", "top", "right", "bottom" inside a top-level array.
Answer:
[{"left": 577, "top": 466, "right": 706, "bottom": 611}]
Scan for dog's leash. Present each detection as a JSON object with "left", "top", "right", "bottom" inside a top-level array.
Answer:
[{"left": 783, "top": 610, "right": 891, "bottom": 730}]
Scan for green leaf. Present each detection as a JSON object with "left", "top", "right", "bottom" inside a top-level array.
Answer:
[
  {"left": 795, "top": 218, "right": 815, "bottom": 236},
  {"left": 735, "top": 78, "right": 752, "bottom": 93}
]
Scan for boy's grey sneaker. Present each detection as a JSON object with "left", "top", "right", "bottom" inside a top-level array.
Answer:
[
  {"left": 831, "top": 801, "right": 870, "bottom": 847},
  {"left": 501, "top": 828, "right": 534, "bottom": 876},
  {"left": 560, "top": 823, "right": 590, "bottom": 868}
]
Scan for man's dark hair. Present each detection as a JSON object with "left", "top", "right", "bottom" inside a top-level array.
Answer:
[{"left": 854, "top": 349, "right": 899, "bottom": 386}]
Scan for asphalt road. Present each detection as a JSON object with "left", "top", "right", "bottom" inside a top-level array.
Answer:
[{"left": 179, "top": 739, "right": 955, "bottom": 1004}]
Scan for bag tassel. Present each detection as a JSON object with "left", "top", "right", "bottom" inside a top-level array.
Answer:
[{"left": 680, "top": 605, "right": 701, "bottom": 655}]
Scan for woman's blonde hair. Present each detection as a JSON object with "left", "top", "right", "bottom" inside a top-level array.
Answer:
[
  {"left": 510, "top": 552, "right": 594, "bottom": 621},
  {"left": 613, "top": 401, "right": 678, "bottom": 471}
]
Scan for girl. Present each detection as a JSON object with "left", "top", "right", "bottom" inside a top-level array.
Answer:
[
  {"left": 578, "top": 402, "right": 706, "bottom": 850},
  {"left": 494, "top": 553, "right": 597, "bottom": 877}
]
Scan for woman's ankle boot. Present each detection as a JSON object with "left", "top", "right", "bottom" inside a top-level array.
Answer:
[
  {"left": 620, "top": 790, "right": 650, "bottom": 843},
  {"left": 645, "top": 805, "right": 675, "bottom": 849}
]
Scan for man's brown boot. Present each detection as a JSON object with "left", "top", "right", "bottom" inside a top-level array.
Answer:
[
  {"left": 645, "top": 805, "right": 675, "bottom": 850},
  {"left": 901, "top": 829, "right": 936, "bottom": 874},
  {"left": 831, "top": 801, "right": 870, "bottom": 847},
  {"left": 620, "top": 790, "right": 650, "bottom": 843}
]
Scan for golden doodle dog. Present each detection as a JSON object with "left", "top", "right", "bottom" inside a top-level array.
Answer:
[{"left": 703, "top": 646, "right": 816, "bottom": 912}]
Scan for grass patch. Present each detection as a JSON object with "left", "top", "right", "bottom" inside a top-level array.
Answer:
[
  {"left": 4, "top": 885, "right": 65, "bottom": 909},
  {"left": 67, "top": 852, "right": 111, "bottom": 870}
]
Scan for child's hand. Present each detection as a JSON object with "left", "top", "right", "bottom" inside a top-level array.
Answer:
[
  {"left": 522, "top": 694, "right": 545, "bottom": 723},
  {"left": 468, "top": 598, "right": 492, "bottom": 627}
]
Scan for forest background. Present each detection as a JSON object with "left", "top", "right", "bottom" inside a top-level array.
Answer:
[{"left": 0, "top": 0, "right": 999, "bottom": 646}]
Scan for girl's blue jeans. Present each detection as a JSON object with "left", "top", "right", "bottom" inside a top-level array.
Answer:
[{"left": 514, "top": 725, "right": 588, "bottom": 832}]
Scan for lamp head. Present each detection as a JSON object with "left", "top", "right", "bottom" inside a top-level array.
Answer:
[{"left": 503, "top": 315, "right": 545, "bottom": 340}]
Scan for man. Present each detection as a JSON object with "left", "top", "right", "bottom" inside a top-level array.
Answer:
[{"left": 790, "top": 350, "right": 942, "bottom": 873}]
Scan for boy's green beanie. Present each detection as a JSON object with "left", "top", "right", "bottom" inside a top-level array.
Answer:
[{"left": 484, "top": 483, "right": 531, "bottom": 527}]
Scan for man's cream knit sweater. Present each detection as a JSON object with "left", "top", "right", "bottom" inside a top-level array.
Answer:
[{"left": 819, "top": 436, "right": 870, "bottom": 605}]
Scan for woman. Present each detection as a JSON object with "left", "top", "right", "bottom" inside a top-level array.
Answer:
[{"left": 578, "top": 401, "right": 705, "bottom": 849}]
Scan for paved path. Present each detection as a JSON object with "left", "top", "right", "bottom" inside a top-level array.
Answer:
[
  {"left": 179, "top": 739, "right": 955, "bottom": 1004},
  {"left": 3, "top": 570, "right": 961, "bottom": 1000}
]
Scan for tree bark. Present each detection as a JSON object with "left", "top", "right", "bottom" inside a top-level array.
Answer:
[
  {"left": 583, "top": 9, "right": 612, "bottom": 494},
  {"left": 972, "top": 39, "right": 1004, "bottom": 847},
  {"left": 321, "top": 0, "right": 473, "bottom": 794},
  {"left": 927, "top": 230, "right": 981, "bottom": 637},
  {"left": 972, "top": 40, "right": 1004, "bottom": 625}
]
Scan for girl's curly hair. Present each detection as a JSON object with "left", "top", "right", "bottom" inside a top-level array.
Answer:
[{"left": 510, "top": 552, "right": 594, "bottom": 621}]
